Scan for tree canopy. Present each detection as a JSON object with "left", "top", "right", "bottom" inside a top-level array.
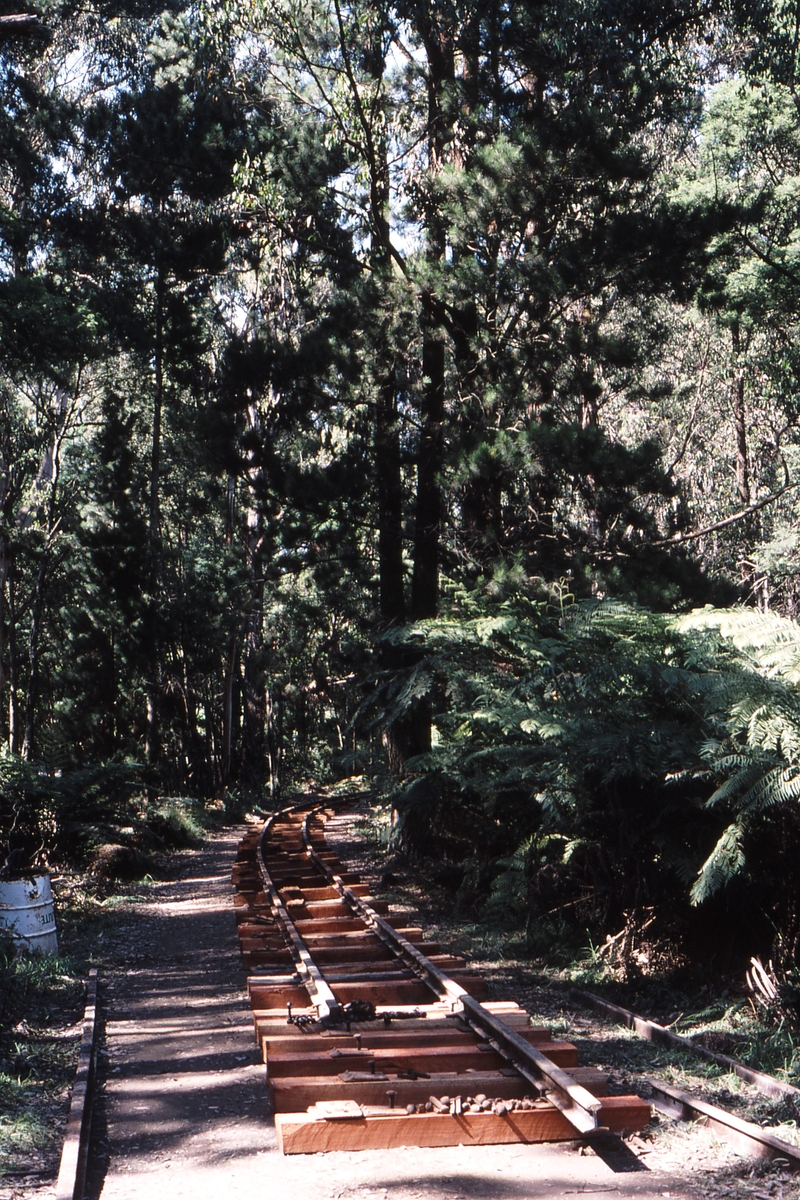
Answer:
[{"left": 6, "top": 0, "right": 800, "bottom": 974}]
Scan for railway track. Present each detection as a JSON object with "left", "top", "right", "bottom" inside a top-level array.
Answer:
[{"left": 231, "top": 802, "right": 650, "bottom": 1155}]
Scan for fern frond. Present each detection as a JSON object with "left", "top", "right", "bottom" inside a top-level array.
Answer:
[
  {"left": 732, "top": 764, "right": 800, "bottom": 814},
  {"left": 677, "top": 607, "right": 800, "bottom": 682},
  {"left": 691, "top": 821, "right": 747, "bottom": 904},
  {"left": 562, "top": 838, "right": 589, "bottom": 863}
]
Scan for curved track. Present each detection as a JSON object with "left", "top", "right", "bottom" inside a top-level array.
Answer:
[{"left": 232, "top": 803, "right": 650, "bottom": 1154}]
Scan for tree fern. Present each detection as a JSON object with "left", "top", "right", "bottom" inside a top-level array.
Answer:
[
  {"left": 667, "top": 608, "right": 800, "bottom": 910},
  {"left": 691, "top": 820, "right": 747, "bottom": 904},
  {"left": 369, "top": 594, "right": 800, "bottom": 963}
]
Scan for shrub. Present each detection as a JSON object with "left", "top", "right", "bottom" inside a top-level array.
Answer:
[{"left": 372, "top": 592, "right": 800, "bottom": 973}]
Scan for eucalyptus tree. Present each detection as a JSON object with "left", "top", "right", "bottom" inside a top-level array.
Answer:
[
  {"left": 202, "top": 44, "right": 375, "bottom": 789},
  {"left": 57, "top": 7, "right": 258, "bottom": 777},
  {"left": 661, "top": 67, "right": 800, "bottom": 612},
  {"left": 228, "top": 0, "right": 734, "bottom": 755},
  {"left": 0, "top": 5, "right": 103, "bottom": 759}
]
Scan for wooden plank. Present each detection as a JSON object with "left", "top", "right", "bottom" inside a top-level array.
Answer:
[
  {"left": 301, "top": 948, "right": 458, "bottom": 969},
  {"left": 302, "top": 927, "right": 427, "bottom": 946},
  {"left": 282, "top": 932, "right": 385, "bottom": 949},
  {"left": 268, "top": 872, "right": 363, "bottom": 885},
  {"left": 240, "top": 948, "right": 287, "bottom": 961},
  {"left": 283, "top": 885, "right": 371, "bottom": 901},
  {"left": 239, "top": 937, "right": 285, "bottom": 951},
  {"left": 237, "top": 922, "right": 279, "bottom": 936},
  {"left": 294, "top": 915, "right": 421, "bottom": 935},
  {"left": 261, "top": 1027, "right": 553, "bottom": 1056},
  {"left": 313, "top": 968, "right": 426, "bottom": 984},
  {"left": 294, "top": 917, "right": 373, "bottom": 934},
  {"left": 285, "top": 899, "right": 391, "bottom": 919},
  {"left": 242, "top": 954, "right": 292, "bottom": 970},
  {"left": 274, "top": 1095, "right": 651, "bottom": 1154},
  {"left": 266, "top": 1070, "right": 609, "bottom": 1113},
  {"left": 253, "top": 1006, "right": 533, "bottom": 1041},
  {"left": 265, "top": 1039, "right": 579, "bottom": 1077},
  {"left": 330, "top": 980, "right": 436, "bottom": 1005},
  {"left": 239, "top": 938, "right": 286, "bottom": 952},
  {"left": 241, "top": 953, "right": 293, "bottom": 969},
  {"left": 249, "top": 970, "right": 447, "bottom": 1015},
  {"left": 249, "top": 983, "right": 310, "bottom": 1009},
  {"left": 269, "top": 1069, "right": 534, "bottom": 1111},
  {"left": 256, "top": 968, "right": 486, "bottom": 1001},
  {"left": 310, "top": 946, "right": 399, "bottom": 965}
]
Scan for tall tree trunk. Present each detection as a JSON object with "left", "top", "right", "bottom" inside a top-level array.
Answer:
[
  {"left": 367, "top": 117, "right": 405, "bottom": 626},
  {"left": 409, "top": 17, "right": 451, "bottom": 624},
  {"left": 265, "top": 685, "right": 282, "bottom": 800},
  {"left": 6, "top": 569, "right": 17, "bottom": 755},
  {"left": 241, "top": 404, "right": 269, "bottom": 791},
  {"left": 411, "top": 329, "right": 445, "bottom": 621},
  {"left": 20, "top": 559, "right": 45, "bottom": 761},
  {"left": 242, "top": 612, "right": 266, "bottom": 791},
  {"left": 386, "top": 14, "right": 455, "bottom": 770},
  {"left": 145, "top": 262, "right": 165, "bottom": 767},
  {"left": 18, "top": 392, "right": 69, "bottom": 762},
  {"left": 452, "top": 299, "right": 504, "bottom": 569},
  {"left": 376, "top": 376, "right": 405, "bottom": 625},
  {"left": 0, "top": 529, "right": 8, "bottom": 750},
  {"left": 375, "top": 352, "right": 412, "bottom": 767},
  {"left": 220, "top": 635, "right": 238, "bottom": 791},
  {"left": 450, "top": 17, "right": 503, "bottom": 573},
  {"left": 363, "top": 75, "right": 411, "bottom": 768},
  {"left": 731, "top": 319, "right": 751, "bottom": 507}
]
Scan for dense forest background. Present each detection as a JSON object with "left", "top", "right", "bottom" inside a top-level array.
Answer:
[{"left": 7, "top": 0, "right": 800, "bottom": 976}]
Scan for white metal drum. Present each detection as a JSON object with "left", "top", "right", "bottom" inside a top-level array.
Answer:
[{"left": 0, "top": 875, "right": 58, "bottom": 954}]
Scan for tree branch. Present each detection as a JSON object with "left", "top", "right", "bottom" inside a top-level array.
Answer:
[
  {"left": 741, "top": 233, "right": 800, "bottom": 288},
  {"left": 653, "top": 481, "right": 800, "bottom": 546},
  {"left": 0, "top": 13, "right": 49, "bottom": 38}
]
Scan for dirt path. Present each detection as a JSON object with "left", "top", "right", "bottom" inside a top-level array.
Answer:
[{"left": 83, "top": 824, "right": 737, "bottom": 1200}]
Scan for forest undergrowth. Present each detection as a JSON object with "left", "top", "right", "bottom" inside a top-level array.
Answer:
[
  {"left": 0, "top": 944, "right": 83, "bottom": 1187},
  {"left": 0, "top": 796, "right": 256, "bottom": 1185},
  {"left": 6, "top": 795, "right": 800, "bottom": 1192},
  {"left": 336, "top": 796, "right": 800, "bottom": 1116}
]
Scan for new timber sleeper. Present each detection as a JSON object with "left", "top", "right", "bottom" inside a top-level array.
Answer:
[{"left": 231, "top": 804, "right": 651, "bottom": 1154}]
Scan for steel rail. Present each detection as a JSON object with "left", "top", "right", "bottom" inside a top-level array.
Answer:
[
  {"left": 298, "top": 808, "right": 604, "bottom": 1135},
  {"left": 570, "top": 989, "right": 800, "bottom": 1171},
  {"left": 647, "top": 1078, "right": 800, "bottom": 1172},
  {"left": 249, "top": 806, "right": 800, "bottom": 1164},
  {"left": 573, "top": 989, "right": 800, "bottom": 1102},
  {"left": 256, "top": 804, "right": 342, "bottom": 1024}
]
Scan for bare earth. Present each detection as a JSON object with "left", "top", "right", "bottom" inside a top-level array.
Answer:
[{"left": 64, "top": 825, "right": 765, "bottom": 1200}]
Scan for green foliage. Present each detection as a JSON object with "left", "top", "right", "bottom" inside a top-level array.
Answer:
[
  {"left": 0, "top": 759, "right": 210, "bottom": 874},
  {"left": 0, "top": 759, "right": 144, "bottom": 875},
  {"left": 6, "top": 0, "right": 800, "bottom": 961},
  {"left": 0, "top": 943, "right": 82, "bottom": 1179},
  {"left": 375, "top": 594, "right": 800, "bottom": 969},
  {"left": 145, "top": 798, "right": 204, "bottom": 848},
  {"left": 675, "top": 608, "right": 800, "bottom": 910}
]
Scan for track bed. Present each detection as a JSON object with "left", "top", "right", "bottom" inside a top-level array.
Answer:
[{"left": 231, "top": 804, "right": 650, "bottom": 1154}]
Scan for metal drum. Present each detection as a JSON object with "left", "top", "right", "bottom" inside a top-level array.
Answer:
[{"left": 0, "top": 875, "right": 58, "bottom": 954}]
